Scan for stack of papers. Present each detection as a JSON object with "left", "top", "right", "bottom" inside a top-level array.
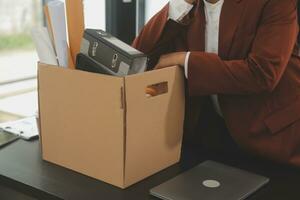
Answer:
[
  {"left": 31, "top": 27, "right": 58, "bottom": 66},
  {"left": 31, "top": 0, "right": 68, "bottom": 68}
]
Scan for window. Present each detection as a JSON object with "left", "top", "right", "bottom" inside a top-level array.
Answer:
[
  {"left": 0, "top": 0, "right": 43, "bottom": 122},
  {"left": 0, "top": 0, "right": 167, "bottom": 122},
  {"left": 0, "top": 0, "right": 107, "bottom": 122}
]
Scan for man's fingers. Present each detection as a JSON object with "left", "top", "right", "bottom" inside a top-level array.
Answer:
[
  {"left": 155, "top": 57, "right": 169, "bottom": 70},
  {"left": 154, "top": 52, "right": 186, "bottom": 70},
  {"left": 154, "top": 59, "right": 165, "bottom": 70},
  {"left": 154, "top": 65, "right": 164, "bottom": 70}
]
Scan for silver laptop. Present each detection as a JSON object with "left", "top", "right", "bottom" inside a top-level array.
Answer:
[{"left": 150, "top": 160, "right": 269, "bottom": 200}]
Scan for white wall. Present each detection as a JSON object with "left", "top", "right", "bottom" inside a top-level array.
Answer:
[
  {"left": 59, "top": 0, "right": 106, "bottom": 30},
  {"left": 83, "top": 0, "right": 106, "bottom": 30}
]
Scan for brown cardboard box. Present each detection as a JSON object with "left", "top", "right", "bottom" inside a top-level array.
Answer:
[{"left": 38, "top": 63, "right": 185, "bottom": 188}]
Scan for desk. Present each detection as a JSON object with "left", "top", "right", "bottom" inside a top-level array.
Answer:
[{"left": 0, "top": 139, "right": 299, "bottom": 200}]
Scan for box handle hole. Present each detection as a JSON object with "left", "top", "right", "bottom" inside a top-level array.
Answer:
[{"left": 145, "top": 82, "right": 168, "bottom": 98}]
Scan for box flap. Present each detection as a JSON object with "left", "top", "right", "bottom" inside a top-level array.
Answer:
[
  {"left": 38, "top": 63, "right": 125, "bottom": 187},
  {"left": 66, "top": 0, "right": 84, "bottom": 65},
  {"left": 123, "top": 66, "right": 185, "bottom": 187}
]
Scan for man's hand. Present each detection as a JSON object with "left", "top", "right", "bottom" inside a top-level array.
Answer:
[{"left": 154, "top": 52, "right": 187, "bottom": 70}]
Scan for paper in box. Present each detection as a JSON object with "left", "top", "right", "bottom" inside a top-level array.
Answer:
[{"left": 38, "top": 62, "right": 185, "bottom": 188}]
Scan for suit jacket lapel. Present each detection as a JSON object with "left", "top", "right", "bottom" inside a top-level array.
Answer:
[{"left": 219, "top": 0, "right": 246, "bottom": 59}]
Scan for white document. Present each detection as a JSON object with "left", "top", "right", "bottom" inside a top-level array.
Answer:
[
  {"left": 47, "top": 0, "right": 68, "bottom": 67},
  {"left": 31, "top": 27, "right": 58, "bottom": 66},
  {"left": 0, "top": 117, "right": 39, "bottom": 141}
]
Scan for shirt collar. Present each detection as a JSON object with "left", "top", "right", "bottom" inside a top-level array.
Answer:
[{"left": 203, "top": 0, "right": 225, "bottom": 8}]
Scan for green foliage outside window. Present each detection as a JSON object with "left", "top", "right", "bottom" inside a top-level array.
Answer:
[{"left": 0, "top": 34, "right": 34, "bottom": 51}]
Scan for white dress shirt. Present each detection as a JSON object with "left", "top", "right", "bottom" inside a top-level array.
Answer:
[{"left": 169, "top": 0, "right": 224, "bottom": 116}]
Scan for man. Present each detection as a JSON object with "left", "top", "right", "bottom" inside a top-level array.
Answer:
[{"left": 132, "top": 0, "right": 300, "bottom": 166}]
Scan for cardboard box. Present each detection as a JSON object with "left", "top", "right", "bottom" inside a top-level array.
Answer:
[
  {"left": 38, "top": 63, "right": 185, "bottom": 188},
  {"left": 65, "top": 0, "right": 84, "bottom": 66}
]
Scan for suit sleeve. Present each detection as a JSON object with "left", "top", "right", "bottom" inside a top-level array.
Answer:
[
  {"left": 132, "top": 4, "right": 193, "bottom": 70},
  {"left": 188, "top": 0, "right": 299, "bottom": 96}
]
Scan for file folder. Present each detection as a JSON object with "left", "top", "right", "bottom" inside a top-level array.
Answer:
[{"left": 80, "top": 29, "right": 148, "bottom": 76}]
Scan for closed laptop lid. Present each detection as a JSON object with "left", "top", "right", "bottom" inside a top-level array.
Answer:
[{"left": 150, "top": 160, "right": 269, "bottom": 200}]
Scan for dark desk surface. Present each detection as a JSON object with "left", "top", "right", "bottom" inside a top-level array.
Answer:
[{"left": 0, "top": 139, "right": 300, "bottom": 200}]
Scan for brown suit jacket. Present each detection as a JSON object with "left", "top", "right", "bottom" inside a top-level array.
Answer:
[{"left": 132, "top": 0, "right": 300, "bottom": 166}]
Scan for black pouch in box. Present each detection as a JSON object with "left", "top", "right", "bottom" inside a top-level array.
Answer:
[{"left": 76, "top": 53, "right": 116, "bottom": 76}]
